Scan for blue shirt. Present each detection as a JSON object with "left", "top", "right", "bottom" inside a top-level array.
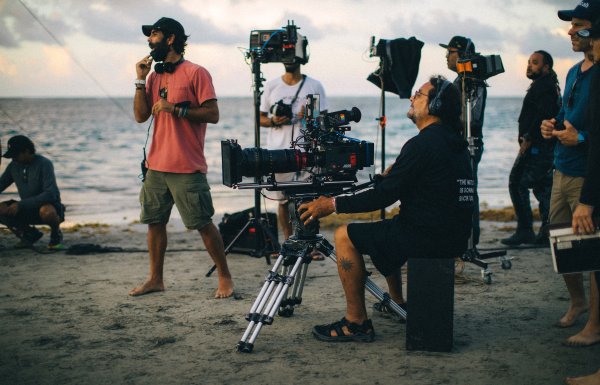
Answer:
[{"left": 554, "top": 61, "right": 596, "bottom": 177}]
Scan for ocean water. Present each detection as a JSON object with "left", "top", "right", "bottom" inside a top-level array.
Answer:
[{"left": 0, "top": 96, "right": 523, "bottom": 225}]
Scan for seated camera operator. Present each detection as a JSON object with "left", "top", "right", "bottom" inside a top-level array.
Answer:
[
  {"left": 298, "top": 76, "right": 474, "bottom": 342},
  {"left": 259, "top": 59, "right": 328, "bottom": 250}
]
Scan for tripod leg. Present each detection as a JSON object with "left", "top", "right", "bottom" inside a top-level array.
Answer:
[
  {"left": 279, "top": 262, "right": 309, "bottom": 317},
  {"left": 237, "top": 254, "right": 307, "bottom": 353}
]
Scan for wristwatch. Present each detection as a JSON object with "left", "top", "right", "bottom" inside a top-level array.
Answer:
[
  {"left": 577, "top": 132, "right": 585, "bottom": 144},
  {"left": 134, "top": 79, "right": 146, "bottom": 88}
]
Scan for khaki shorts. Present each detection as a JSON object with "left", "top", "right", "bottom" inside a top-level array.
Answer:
[
  {"left": 140, "top": 170, "right": 215, "bottom": 229},
  {"left": 549, "top": 170, "right": 585, "bottom": 225}
]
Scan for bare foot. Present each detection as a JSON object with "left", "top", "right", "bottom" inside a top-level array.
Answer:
[
  {"left": 565, "top": 369, "right": 600, "bottom": 385},
  {"left": 563, "top": 330, "right": 600, "bottom": 347},
  {"left": 558, "top": 304, "right": 589, "bottom": 328},
  {"left": 128, "top": 280, "right": 165, "bottom": 296},
  {"left": 214, "top": 276, "right": 234, "bottom": 299}
]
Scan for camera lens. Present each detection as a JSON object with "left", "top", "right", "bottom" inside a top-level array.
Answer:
[{"left": 240, "top": 148, "right": 307, "bottom": 176}]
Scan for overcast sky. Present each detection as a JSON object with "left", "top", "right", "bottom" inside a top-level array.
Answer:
[{"left": 0, "top": 0, "right": 585, "bottom": 98}]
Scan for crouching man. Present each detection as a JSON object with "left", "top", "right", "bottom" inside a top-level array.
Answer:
[{"left": 0, "top": 135, "right": 64, "bottom": 249}]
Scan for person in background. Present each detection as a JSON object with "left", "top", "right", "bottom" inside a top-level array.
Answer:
[
  {"left": 0, "top": 135, "right": 64, "bottom": 249},
  {"left": 259, "top": 53, "right": 328, "bottom": 260},
  {"left": 565, "top": 17, "right": 600, "bottom": 385},
  {"left": 502, "top": 50, "right": 561, "bottom": 246},
  {"left": 131, "top": 17, "right": 234, "bottom": 298},
  {"left": 541, "top": 0, "right": 600, "bottom": 331},
  {"left": 440, "top": 35, "right": 487, "bottom": 248}
]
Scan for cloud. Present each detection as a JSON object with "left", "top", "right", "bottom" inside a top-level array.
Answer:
[
  {"left": 513, "top": 27, "right": 571, "bottom": 59},
  {"left": 0, "top": 0, "right": 74, "bottom": 47},
  {"left": 389, "top": 10, "right": 504, "bottom": 52},
  {"left": 0, "top": 0, "right": 241, "bottom": 48}
]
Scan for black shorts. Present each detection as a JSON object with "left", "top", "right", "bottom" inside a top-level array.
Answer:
[
  {"left": 1, "top": 200, "right": 65, "bottom": 225},
  {"left": 347, "top": 218, "right": 411, "bottom": 277}
]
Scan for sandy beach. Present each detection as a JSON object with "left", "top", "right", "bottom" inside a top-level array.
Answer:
[{"left": 0, "top": 219, "right": 598, "bottom": 385}]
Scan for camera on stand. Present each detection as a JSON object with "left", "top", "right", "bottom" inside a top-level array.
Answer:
[
  {"left": 457, "top": 52, "right": 504, "bottom": 81},
  {"left": 221, "top": 94, "right": 373, "bottom": 192},
  {"left": 249, "top": 21, "right": 309, "bottom": 64}
]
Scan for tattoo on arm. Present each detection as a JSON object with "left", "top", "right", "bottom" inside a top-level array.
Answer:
[{"left": 339, "top": 256, "right": 353, "bottom": 272}]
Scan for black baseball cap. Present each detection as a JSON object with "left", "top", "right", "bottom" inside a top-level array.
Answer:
[
  {"left": 2, "top": 135, "right": 35, "bottom": 158},
  {"left": 439, "top": 36, "right": 476, "bottom": 54},
  {"left": 558, "top": 0, "right": 600, "bottom": 21},
  {"left": 142, "top": 17, "right": 185, "bottom": 37}
]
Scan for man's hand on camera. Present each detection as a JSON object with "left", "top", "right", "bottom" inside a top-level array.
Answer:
[
  {"left": 540, "top": 118, "right": 556, "bottom": 140},
  {"left": 298, "top": 196, "right": 335, "bottom": 225},
  {"left": 136, "top": 55, "right": 153, "bottom": 79},
  {"left": 152, "top": 98, "right": 174, "bottom": 115},
  {"left": 553, "top": 120, "right": 579, "bottom": 146}
]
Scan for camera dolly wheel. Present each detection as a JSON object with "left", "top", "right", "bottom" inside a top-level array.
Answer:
[{"left": 482, "top": 269, "right": 493, "bottom": 285}]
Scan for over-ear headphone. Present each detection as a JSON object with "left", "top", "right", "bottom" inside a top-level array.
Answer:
[
  {"left": 459, "top": 38, "right": 474, "bottom": 59},
  {"left": 155, "top": 57, "right": 184, "bottom": 74},
  {"left": 428, "top": 77, "right": 452, "bottom": 117}
]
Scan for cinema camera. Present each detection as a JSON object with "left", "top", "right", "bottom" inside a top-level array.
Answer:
[
  {"left": 457, "top": 52, "right": 504, "bottom": 80},
  {"left": 221, "top": 94, "right": 374, "bottom": 190},
  {"left": 249, "top": 21, "right": 309, "bottom": 64}
]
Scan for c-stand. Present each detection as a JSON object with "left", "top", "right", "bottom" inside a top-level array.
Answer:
[
  {"left": 459, "top": 76, "right": 511, "bottom": 284},
  {"left": 236, "top": 187, "right": 406, "bottom": 353},
  {"left": 206, "top": 52, "right": 279, "bottom": 277}
]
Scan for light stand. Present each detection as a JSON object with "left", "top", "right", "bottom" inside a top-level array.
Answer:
[
  {"left": 459, "top": 76, "right": 511, "bottom": 284},
  {"left": 206, "top": 52, "right": 279, "bottom": 277},
  {"left": 376, "top": 60, "right": 387, "bottom": 220}
]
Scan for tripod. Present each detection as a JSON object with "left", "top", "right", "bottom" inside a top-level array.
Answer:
[
  {"left": 459, "top": 77, "right": 511, "bottom": 284},
  {"left": 206, "top": 52, "right": 280, "bottom": 277},
  {"left": 236, "top": 196, "right": 406, "bottom": 353}
]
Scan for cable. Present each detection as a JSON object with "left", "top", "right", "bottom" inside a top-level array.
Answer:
[{"left": 17, "top": 0, "right": 133, "bottom": 121}]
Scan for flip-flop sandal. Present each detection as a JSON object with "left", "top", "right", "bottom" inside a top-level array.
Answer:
[
  {"left": 312, "top": 317, "right": 375, "bottom": 342},
  {"left": 373, "top": 301, "right": 407, "bottom": 323}
]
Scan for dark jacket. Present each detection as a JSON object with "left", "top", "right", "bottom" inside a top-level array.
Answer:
[
  {"left": 518, "top": 73, "right": 562, "bottom": 146},
  {"left": 336, "top": 123, "right": 474, "bottom": 258}
]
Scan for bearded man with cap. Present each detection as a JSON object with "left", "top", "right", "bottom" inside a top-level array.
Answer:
[
  {"left": 0, "top": 135, "right": 64, "bottom": 249},
  {"left": 541, "top": 0, "right": 600, "bottom": 334},
  {"left": 131, "top": 17, "right": 234, "bottom": 298},
  {"left": 439, "top": 35, "right": 487, "bottom": 248}
]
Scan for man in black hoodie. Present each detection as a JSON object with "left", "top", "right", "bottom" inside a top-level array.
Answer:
[
  {"left": 502, "top": 50, "right": 562, "bottom": 246},
  {"left": 298, "top": 76, "right": 474, "bottom": 342}
]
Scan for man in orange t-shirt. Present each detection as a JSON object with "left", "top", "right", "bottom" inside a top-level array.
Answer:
[{"left": 131, "top": 17, "right": 234, "bottom": 298}]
